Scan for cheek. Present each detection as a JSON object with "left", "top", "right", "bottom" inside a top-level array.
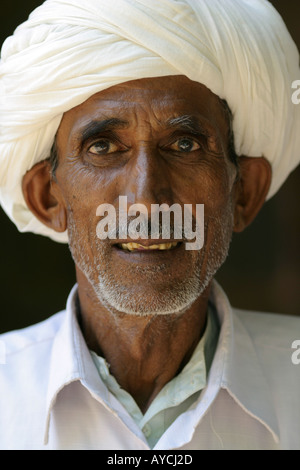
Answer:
[
  {"left": 56, "top": 160, "right": 123, "bottom": 220},
  {"left": 56, "top": 154, "right": 237, "bottom": 238},
  {"left": 172, "top": 161, "right": 236, "bottom": 217}
]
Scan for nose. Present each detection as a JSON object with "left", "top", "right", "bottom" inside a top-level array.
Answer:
[{"left": 121, "top": 145, "right": 174, "bottom": 211}]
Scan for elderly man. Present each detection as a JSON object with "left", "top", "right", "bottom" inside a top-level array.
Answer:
[{"left": 0, "top": 0, "right": 300, "bottom": 451}]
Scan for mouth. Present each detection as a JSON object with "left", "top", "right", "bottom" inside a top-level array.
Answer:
[{"left": 116, "top": 241, "right": 181, "bottom": 252}]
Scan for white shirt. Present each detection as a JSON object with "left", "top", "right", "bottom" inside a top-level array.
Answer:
[
  {"left": 0, "top": 281, "right": 299, "bottom": 450},
  {"left": 90, "top": 304, "right": 219, "bottom": 448}
]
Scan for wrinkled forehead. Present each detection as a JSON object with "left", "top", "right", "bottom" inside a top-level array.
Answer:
[{"left": 58, "top": 75, "right": 230, "bottom": 139}]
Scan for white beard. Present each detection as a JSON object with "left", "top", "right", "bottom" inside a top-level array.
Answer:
[{"left": 67, "top": 207, "right": 233, "bottom": 317}]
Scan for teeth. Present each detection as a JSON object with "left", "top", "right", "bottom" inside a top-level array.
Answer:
[{"left": 120, "top": 242, "right": 179, "bottom": 252}]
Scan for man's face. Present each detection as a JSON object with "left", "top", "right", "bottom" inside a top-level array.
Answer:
[{"left": 54, "top": 75, "right": 238, "bottom": 316}]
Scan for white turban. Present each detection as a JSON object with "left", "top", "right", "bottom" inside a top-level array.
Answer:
[{"left": 0, "top": 0, "right": 299, "bottom": 242}]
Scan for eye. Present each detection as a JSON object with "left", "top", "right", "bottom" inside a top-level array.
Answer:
[
  {"left": 169, "top": 137, "right": 201, "bottom": 153},
  {"left": 88, "top": 139, "right": 120, "bottom": 155}
]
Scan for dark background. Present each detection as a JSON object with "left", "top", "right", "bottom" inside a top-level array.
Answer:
[{"left": 0, "top": 0, "right": 299, "bottom": 333}]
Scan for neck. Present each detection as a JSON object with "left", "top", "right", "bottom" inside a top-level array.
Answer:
[{"left": 76, "top": 268, "right": 211, "bottom": 413}]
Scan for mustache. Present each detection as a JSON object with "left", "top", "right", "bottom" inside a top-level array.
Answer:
[{"left": 103, "top": 215, "right": 199, "bottom": 241}]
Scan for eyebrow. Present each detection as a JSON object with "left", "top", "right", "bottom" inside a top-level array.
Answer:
[
  {"left": 166, "top": 115, "right": 210, "bottom": 135},
  {"left": 78, "top": 115, "right": 210, "bottom": 144},
  {"left": 80, "top": 118, "right": 129, "bottom": 141}
]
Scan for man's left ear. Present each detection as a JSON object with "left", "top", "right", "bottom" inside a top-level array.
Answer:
[
  {"left": 22, "top": 160, "right": 67, "bottom": 233},
  {"left": 233, "top": 156, "right": 272, "bottom": 233}
]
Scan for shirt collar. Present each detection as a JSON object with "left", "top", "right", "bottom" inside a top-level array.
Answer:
[
  {"left": 90, "top": 307, "right": 215, "bottom": 427},
  {"left": 44, "top": 285, "right": 110, "bottom": 444},
  {"left": 44, "top": 281, "right": 280, "bottom": 446},
  {"left": 209, "top": 281, "right": 280, "bottom": 444}
]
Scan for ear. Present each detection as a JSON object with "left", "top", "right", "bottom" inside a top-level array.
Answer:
[
  {"left": 233, "top": 156, "right": 272, "bottom": 233},
  {"left": 22, "top": 160, "right": 67, "bottom": 233}
]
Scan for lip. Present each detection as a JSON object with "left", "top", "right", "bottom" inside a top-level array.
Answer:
[
  {"left": 112, "top": 240, "right": 184, "bottom": 264},
  {"left": 112, "top": 239, "right": 183, "bottom": 247}
]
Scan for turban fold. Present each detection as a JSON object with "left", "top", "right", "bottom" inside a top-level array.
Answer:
[{"left": 0, "top": 0, "right": 299, "bottom": 242}]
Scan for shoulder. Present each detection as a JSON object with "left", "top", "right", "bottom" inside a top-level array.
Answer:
[
  {"left": 0, "top": 310, "right": 65, "bottom": 358},
  {"left": 0, "top": 311, "right": 66, "bottom": 449},
  {"left": 0, "top": 311, "right": 65, "bottom": 391},
  {"left": 231, "top": 307, "right": 300, "bottom": 386},
  {"left": 229, "top": 308, "right": 300, "bottom": 448},
  {"left": 232, "top": 307, "right": 300, "bottom": 347}
]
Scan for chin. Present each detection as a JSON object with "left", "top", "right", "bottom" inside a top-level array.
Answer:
[{"left": 90, "top": 272, "right": 210, "bottom": 317}]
